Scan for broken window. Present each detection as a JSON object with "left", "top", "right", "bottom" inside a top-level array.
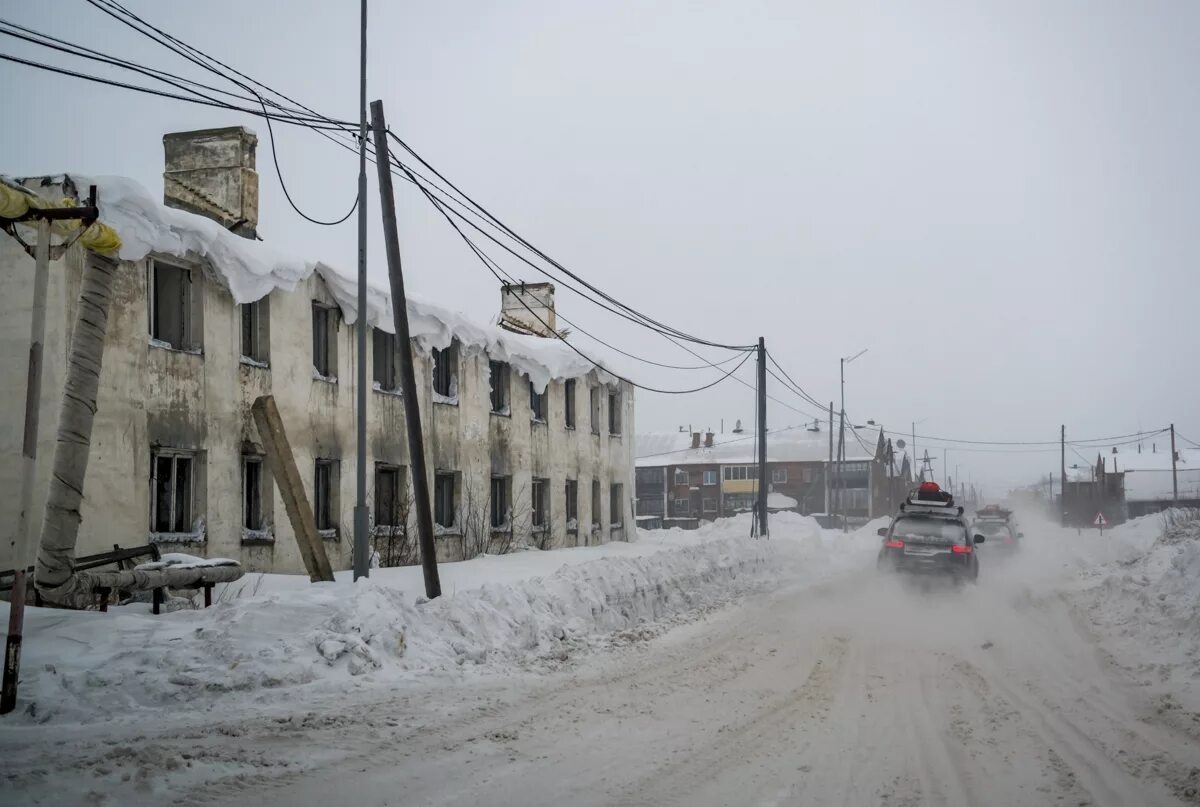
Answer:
[
  {"left": 148, "top": 259, "right": 196, "bottom": 350},
  {"left": 151, "top": 449, "right": 195, "bottom": 534},
  {"left": 373, "top": 329, "right": 400, "bottom": 392},
  {"left": 608, "top": 389, "right": 621, "bottom": 434},
  {"left": 564, "top": 379, "right": 576, "bottom": 429},
  {"left": 565, "top": 480, "right": 578, "bottom": 525},
  {"left": 489, "top": 360, "right": 510, "bottom": 413},
  {"left": 531, "top": 478, "right": 549, "bottom": 529},
  {"left": 434, "top": 472, "right": 456, "bottom": 529},
  {"left": 432, "top": 343, "right": 457, "bottom": 399},
  {"left": 529, "top": 380, "right": 545, "bottom": 421},
  {"left": 314, "top": 459, "right": 339, "bottom": 534},
  {"left": 374, "top": 464, "right": 403, "bottom": 529},
  {"left": 610, "top": 483, "right": 624, "bottom": 527},
  {"left": 490, "top": 476, "right": 511, "bottom": 529},
  {"left": 591, "top": 479, "right": 602, "bottom": 527},
  {"left": 590, "top": 386, "right": 601, "bottom": 435},
  {"left": 312, "top": 302, "right": 338, "bottom": 380},
  {"left": 240, "top": 298, "right": 269, "bottom": 365}
]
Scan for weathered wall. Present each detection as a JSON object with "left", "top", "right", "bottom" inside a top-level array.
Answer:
[{"left": 0, "top": 240, "right": 635, "bottom": 574}]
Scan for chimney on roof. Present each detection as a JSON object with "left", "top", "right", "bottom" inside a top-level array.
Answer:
[
  {"left": 732, "top": 419, "right": 744, "bottom": 434},
  {"left": 691, "top": 431, "right": 701, "bottom": 449},
  {"left": 163, "top": 126, "right": 259, "bottom": 239},
  {"left": 705, "top": 430, "right": 714, "bottom": 448},
  {"left": 499, "top": 282, "right": 557, "bottom": 337}
]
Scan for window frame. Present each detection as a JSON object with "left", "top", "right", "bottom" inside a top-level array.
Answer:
[
  {"left": 565, "top": 479, "right": 579, "bottom": 526},
  {"left": 674, "top": 469, "right": 690, "bottom": 486},
  {"left": 564, "top": 379, "right": 576, "bottom": 429},
  {"left": 314, "top": 458, "right": 339, "bottom": 537},
  {"left": 311, "top": 301, "right": 338, "bottom": 381},
  {"left": 702, "top": 497, "right": 717, "bottom": 513},
  {"left": 608, "top": 389, "right": 621, "bottom": 434},
  {"left": 772, "top": 467, "right": 788, "bottom": 484},
  {"left": 241, "top": 454, "right": 265, "bottom": 532},
  {"left": 240, "top": 297, "right": 269, "bottom": 366},
  {"left": 589, "top": 386, "right": 601, "bottom": 435},
  {"left": 372, "top": 328, "right": 401, "bottom": 393},
  {"left": 432, "top": 342, "right": 457, "bottom": 399},
  {"left": 434, "top": 471, "right": 456, "bottom": 530},
  {"left": 150, "top": 448, "right": 197, "bottom": 535},
  {"left": 489, "top": 360, "right": 510, "bottom": 414},
  {"left": 531, "top": 477, "right": 549, "bottom": 530},
  {"left": 591, "top": 479, "right": 602, "bottom": 526},
  {"left": 674, "top": 497, "right": 690, "bottom": 514},
  {"left": 373, "top": 463, "right": 403, "bottom": 530},
  {"left": 148, "top": 258, "right": 198, "bottom": 352},
  {"left": 703, "top": 470, "right": 718, "bottom": 486},
  {"left": 490, "top": 475, "right": 511, "bottom": 530},
  {"left": 610, "top": 483, "right": 624, "bottom": 527},
  {"left": 529, "top": 380, "right": 546, "bottom": 422}
]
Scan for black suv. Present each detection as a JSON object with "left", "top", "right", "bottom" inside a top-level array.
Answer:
[{"left": 877, "top": 483, "right": 985, "bottom": 582}]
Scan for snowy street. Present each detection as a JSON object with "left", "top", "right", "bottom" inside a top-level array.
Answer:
[{"left": 4, "top": 511, "right": 1199, "bottom": 806}]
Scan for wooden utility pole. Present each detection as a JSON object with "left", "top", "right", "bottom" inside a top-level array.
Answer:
[
  {"left": 370, "top": 99, "right": 441, "bottom": 599},
  {"left": 1060, "top": 424, "right": 1067, "bottom": 526},
  {"left": 754, "top": 337, "right": 768, "bottom": 537},
  {"left": 1170, "top": 423, "right": 1179, "bottom": 506},
  {"left": 827, "top": 402, "right": 833, "bottom": 514},
  {"left": 352, "top": 0, "right": 370, "bottom": 581},
  {"left": 251, "top": 396, "right": 334, "bottom": 583}
]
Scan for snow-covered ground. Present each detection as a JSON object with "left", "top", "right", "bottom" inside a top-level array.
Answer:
[{"left": 3, "top": 509, "right": 1199, "bottom": 806}]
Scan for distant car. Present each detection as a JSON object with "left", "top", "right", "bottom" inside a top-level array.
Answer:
[
  {"left": 972, "top": 519, "right": 1021, "bottom": 552},
  {"left": 877, "top": 482, "right": 984, "bottom": 582}
]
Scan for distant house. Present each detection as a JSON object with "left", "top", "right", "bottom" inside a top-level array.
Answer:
[
  {"left": 635, "top": 423, "right": 908, "bottom": 523},
  {"left": 1119, "top": 447, "right": 1200, "bottom": 517},
  {"left": 1061, "top": 456, "right": 1127, "bottom": 527}
]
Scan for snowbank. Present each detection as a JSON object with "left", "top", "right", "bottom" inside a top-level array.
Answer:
[
  {"left": 0, "top": 513, "right": 877, "bottom": 726},
  {"left": 12, "top": 173, "right": 617, "bottom": 392}
]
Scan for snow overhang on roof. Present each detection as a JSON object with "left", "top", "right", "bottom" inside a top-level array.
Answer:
[
  {"left": 12, "top": 173, "right": 618, "bottom": 392},
  {"left": 635, "top": 425, "right": 880, "bottom": 468}
]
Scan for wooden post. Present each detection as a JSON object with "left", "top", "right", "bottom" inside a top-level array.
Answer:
[
  {"left": 251, "top": 395, "right": 335, "bottom": 582},
  {"left": 1170, "top": 424, "right": 1179, "bottom": 506}
]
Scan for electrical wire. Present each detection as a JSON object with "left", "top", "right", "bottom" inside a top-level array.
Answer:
[
  {"left": 634, "top": 425, "right": 809, "bottom": 460},
  {"left": 764, "top": 351, "right": 827, "bottom": 410},
  {"left": 877, "top": 426, "right": 1169, "bottom": 448}
]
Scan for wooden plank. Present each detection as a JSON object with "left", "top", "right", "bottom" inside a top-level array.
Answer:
[{"left": 250, "top": 395, "right": 335, "bottom": 583}]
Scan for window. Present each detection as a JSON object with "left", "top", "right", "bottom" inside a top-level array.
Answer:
[
  {"left": 531, "top": 478, "right": 549, "bottom": 530},
  {"left": 638, "top": 497, "right": 664, "bottom": 516},
  {"left": 312, "top": 302, "right": 337, "bottom": 380},
  {"left": 564, "top": 379, "right": 576, "bottom": 429},
  {"left": 374, "top": 464, "right": 402, "bottom": 529},
  {"left": 151, "top": 450, "right": 195, "bottom": 534},
  {"left": 565, "top": 480, "right": 578, "bottom": 525},
  {"left": 434, "top": 472, "right": 456, "bottom": 529},
  {"left": 529, "top": 381, "right": 546, "bottom": 421},
  {"left": 636, "top": 467, "right": 665, "bottom": 489},
  {"left": 703, "top": 470, "right": 718, "bottom": 486},
  {"left": 703, "top": 497, "right": 717, "bottom": 513},
  {"left": 148, "top": 259, "right": 198, "bottom": 351},
  {"left": 590, "top": 386, "right": 601, "bottom": 434},
  {"left": 610, "top": 483, "right": 624, "bottom": 526},
  {"left": 608, "top": 390, "right": 621, "bottom": 434},
  {"left": 240, "top": 298, "right": 269, "bottom": 365},
  {"left": 489, "top": 360, "right": 510, "bottom": 413},
  {"left": 314, "top": 459, "right": 339, "bottom": 534},
  {"left": 372, "top": 329, "right": 400, "bottom": 392},
  {"left": 674, "top": 498, "right": 690, "bottom": 514},
  {"left": 432, "top": 343, "right": 457, "bottom": 398},
  {"left": 674, "top": 469, "right": 690, "bottom": 486},
  {"left": 772, "top": 468, "right": 788, "bottom": 484},
  {"left": 591, "top": 479, "right": 601, "bottom": 526},
  {"left": 242, "top": 455, "right": 265, "bottom": 531},
  {"left": 490, "top": 476, "right": 511, "bottom": 529},
  {"left": 722, "top": 466, "right": 759, "bottom": 481}
]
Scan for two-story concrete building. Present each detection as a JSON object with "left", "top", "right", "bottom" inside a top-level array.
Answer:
[{"left": 0, "top": 127, "right": 635, "bottom": 575}]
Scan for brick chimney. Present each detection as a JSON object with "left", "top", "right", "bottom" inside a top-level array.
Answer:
[
  {"left": 691, "top": 432, "right": 701, "bottom": 449},
  {"left": 705, "top": 431, "right": 714, "bottom": 448},
  {"left": 499, "top": 282, "right": 557, "bottom": 337},
  {"left": 163, "top": 126, "right": 259, "bottom": 239}
]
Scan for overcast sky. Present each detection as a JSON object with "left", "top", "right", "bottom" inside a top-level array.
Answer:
[{"left": 3, "top": 0, "right": 1198, "bottom": 493}]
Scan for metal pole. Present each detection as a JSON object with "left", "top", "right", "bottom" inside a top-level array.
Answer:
[
  {"left": 352, "top": 0, "right": 370, "bottom": 580},
  {"left": 838, "top": 358, "right": 846, "bottom": 532},
  {"left": 1060, "top": 424, "right": 1067, "bottom": 527},
  {"left": 2, "top": 220, "right": 51, "bottom": 715},
  {"left": 370, "top": 100, "right": 441, "bottom": 599},
  {"left": 1170, "top": 423, "right": 1178, "bottom": 506},
  {"left": 827, "top": 402, "right": 833, "bottom": 515},
  {"left": 755, "top": 337, "right": 768, "bottom": 537}
]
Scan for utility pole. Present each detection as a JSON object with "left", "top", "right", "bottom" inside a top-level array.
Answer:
[
  {"left": 755, "top": 337, "right": 768, "bottom": 537},
  {"left": 827, "top": 402, "right": 833, "bottom": 515},
  {"left": 1060, "top": 424, "right": 1067, "bottom": 527},
  {"left": 1170, "top": 423, "right": 1179, "bottom": 506},
  {"left": 3, "top": 188, "right": 100, "bottom": 715},
  {"left": 912, "top": 421, "right": 918, "bottom": 482},
  {"left": 370, "top": 100, "right": 441, "bottom": 599},
  {"left": 352, "top": 0, "right": 370, "bottom": 581}
]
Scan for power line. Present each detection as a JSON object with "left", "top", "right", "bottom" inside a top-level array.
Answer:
[
  {"left": 765, "top": 351, "right": 827, "bottom": 410},
  {"left": 878, "top": 426, "right": 1168, "bottom": 448}
]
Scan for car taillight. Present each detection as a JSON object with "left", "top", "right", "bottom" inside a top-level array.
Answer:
[
  {"left": 885, "top": 539, "right": 905, "bottom": 549},
  {"left": 952, "top": 544, "right": 973, "bottom": 554}
]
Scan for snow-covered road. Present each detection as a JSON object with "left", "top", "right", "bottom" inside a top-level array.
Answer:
[{"left": 4, "top": 512, "right": 1200, "bottom": 806}]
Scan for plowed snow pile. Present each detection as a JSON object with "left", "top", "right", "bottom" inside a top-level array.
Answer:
[
  {"left": 2, "top": 513, "right": 880, "bottom": 725},
  {"left": 1067, "top": 508, "right": 1200, "bottom": 715}
]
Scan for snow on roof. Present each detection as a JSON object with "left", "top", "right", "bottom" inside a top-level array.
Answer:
[
  {"left": 636, "top": 425, "right": 880, "bottom": 468},
  {"left": 14, "top": 174, "right": 616, "bottom": 392}
]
